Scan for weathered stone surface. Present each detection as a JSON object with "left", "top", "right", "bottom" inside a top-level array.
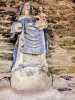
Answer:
[
  {"left": 53, "top": 78, "right": 68, "bottom": 88},
  {"left": 0, "top": 0, "right": 75, "bottom": 96}
]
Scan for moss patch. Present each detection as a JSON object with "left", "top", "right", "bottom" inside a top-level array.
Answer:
[{"left": 49, "top": 66, "right": 75, "bottom": 75}]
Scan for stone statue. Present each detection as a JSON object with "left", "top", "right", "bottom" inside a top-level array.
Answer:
[{"left": 10, "top": 2, "right": 52, "bottom": 91}]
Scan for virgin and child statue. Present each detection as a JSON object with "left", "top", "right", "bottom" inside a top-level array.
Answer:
[{"left": 10, "top": 2, "right": 52, "bottom": 91}]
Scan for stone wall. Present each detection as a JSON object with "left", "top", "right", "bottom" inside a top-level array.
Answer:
[
  {"left": 36, "top": 0, "right": 73, "bottom": 4},
  {"left": 37, "top": 0, "right": 56, "bottom": 4}
]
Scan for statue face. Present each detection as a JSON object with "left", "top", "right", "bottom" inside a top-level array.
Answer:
[
  {"left": 39, "top": 6, "right": 43, "bottom": 12},
  {"left": 23, "top": 3, "right": 31, "bottom": 15},
  {"left": 24, "top": 3, "right": 31, "bottom": 10}
]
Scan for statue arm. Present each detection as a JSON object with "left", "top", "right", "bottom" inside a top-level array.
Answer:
[{"left": 10, "top": 22, "right": 22, "bottom": 39}]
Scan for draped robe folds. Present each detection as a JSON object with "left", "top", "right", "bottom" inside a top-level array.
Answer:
[{"left": 11, "top": 17, "right": 52, "bottom": 91}]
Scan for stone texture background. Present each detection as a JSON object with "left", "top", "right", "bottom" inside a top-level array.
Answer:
[{"left": 0, "top": 0, "right": 75, "bottom": 97}]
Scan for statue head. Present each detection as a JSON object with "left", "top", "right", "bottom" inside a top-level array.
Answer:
[
  {"left": 22, "top": 2, "right": 31, "bottom": 15},
  {"left": 39, "top": 6, "right": 43, "bottom": 12}
]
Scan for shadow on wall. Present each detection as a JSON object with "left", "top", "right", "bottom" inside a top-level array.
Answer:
[{"left": 73, "top": 0, "right": 75, "bottom": 3}]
